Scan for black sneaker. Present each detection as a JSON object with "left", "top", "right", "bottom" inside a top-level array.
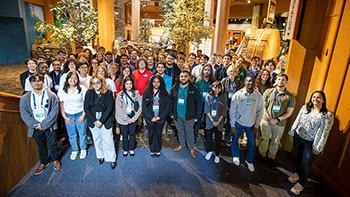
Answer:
[{"left": 111, "top": 162, "right": 117, "bottom": 169}]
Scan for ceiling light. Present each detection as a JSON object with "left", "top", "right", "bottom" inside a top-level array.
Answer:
[{"left": 248, "top": 0, "right": 251, "bottom": 3}]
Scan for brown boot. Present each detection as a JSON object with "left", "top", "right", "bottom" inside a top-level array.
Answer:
[
  {"left": 34, "top": 163, "right": 49, "bottom": 175},
  {"left": 173, "top": 145, "right": 184, "bottom": 152},
  {"left": 190, "top": 150, "right": 197, "bottom": 158},
  {"left": 53, "top": 160, "right": 61, "bottom": 171}
]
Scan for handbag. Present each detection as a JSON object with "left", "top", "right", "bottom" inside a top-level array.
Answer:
[{"left": 125, "top": 92, "right": 139, "bottom": 118}]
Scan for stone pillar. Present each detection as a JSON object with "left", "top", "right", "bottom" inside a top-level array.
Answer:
[
  {"left": 204, "top": 0, "right": 215, "bottom": 27},
  {"left": 98, "top": 0, "right": 115, "bottom": 51},
  {"left": 212, "top": 0, "right": 230, "bottom": 55},
  {"left": 115, "top": 0, "right": 125, "bottom": 40},
  {"left": 132, "top": 0, "right": 140, "bottom": 40}
]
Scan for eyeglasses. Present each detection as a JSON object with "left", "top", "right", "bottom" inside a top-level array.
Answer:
[
  {"left": 91, "top": 81, "right": 101, "bottom": 85},
  {"left": 53, "top": 64, "right": 61, "bottom": 66}
]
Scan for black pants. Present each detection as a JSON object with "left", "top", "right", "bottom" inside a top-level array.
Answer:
[
  {"left": 294, "top": 133, "right": 318, "bottom": 186},
  {"left": 205, "top": 127, "right": 222, "bottom": 156},
  {"left": 33, "top": 129, "right": 59, "bottom": 165},
  {"left": 147, "top": 120, "right": 164, "bottom": 153},
  {"left": 120, "top": 122, "right": 137, "bottom": 151}
]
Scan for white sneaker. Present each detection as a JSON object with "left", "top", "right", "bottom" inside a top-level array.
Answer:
[
  {"left": 70, "top": 150, "right": 79, "bottom": 160},
  {"left": 214, "top": 156, "right": 220, "bottom": 163},
  {"left": 205, "top": 151, "right": 213, "bottom": 160},
  {"left": 245, "top": 160, "right": 255, "bottom": 172},
  {"left": 80, "top": 150, "right": 87, "bottom": 159},
  {"left": 288, "top": 173, "right": 299, "bottom": 184},
  {"left": 233, "top": 157, "right": 240, "bottom": 166},
  {"left": 291, "top": 183, "right": 304, "bottom": 195}
]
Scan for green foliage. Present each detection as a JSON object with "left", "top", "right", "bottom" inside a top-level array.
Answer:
[
  {"left": 137, "top": 17, "right": 152, "bottom": 42},
  {"left": 161, "top": 0, "right": 210, "bottom": 49},
  {"left": 34, "top": 0, "right": 98, "bottom": 46}
]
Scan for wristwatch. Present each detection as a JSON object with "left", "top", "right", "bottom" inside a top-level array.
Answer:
[{"left": 276, "top": 117, "right": 281, "bottom": 122}]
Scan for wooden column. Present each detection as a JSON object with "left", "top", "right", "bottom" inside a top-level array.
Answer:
[
  {"left": 204, "top": 0, "right": 215, "bottom": 27},
  {"left": 132, "top": 0, "right": 140, "bottom": 40},
  {"left": 97, "top": 0, "right": 115, "bottom": 51},
  {"left": 212, "top": 0, "right": 230, "bottom": 55}
]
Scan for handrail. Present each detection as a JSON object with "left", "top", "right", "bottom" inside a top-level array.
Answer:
[{"left": 0, "top": 91, "right": 21, "bottom": 112}]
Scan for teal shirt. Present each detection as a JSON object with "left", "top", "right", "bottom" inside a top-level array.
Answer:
[
  {"left": 239, "top": 66, "right": 247, "bottom": 83},
  {"left": 194, "top": 78, "right": 211, "bottom": 102},
  {"left": 177, "top": 84, "right": 189, "bottom": 118}
]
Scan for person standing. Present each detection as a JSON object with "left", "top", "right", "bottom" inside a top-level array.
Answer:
[
  {"left": 165, "top": 54, "right": 181, "bottom": 85},
  {"left": 115, "top": 66, "right": 133, "bottom": 94},
  {"left": 142, "top": 75, "right": 170, "bottom": 157},
  {"left": 155, "top": 63, "right": 172, "bottom": 93},
  {"left": 84, "top": 75, "right": 117, "bottom": 169},
  {"left": 20, "top": 74, "right": 61, "bottom": 175},
  {"left": 20, "top": 58, "right": 37, "bottom": 93},
  {"left": 230, "top": 76, "right": 264, "bottom": 172},
  {"left": 215, "top": 54, "right": 232, "bottom": 81},
  {"left": 204, "top": 81, "right": 227, "bottom": 163},
  {"left": 50, "top": 59, "right": 63, "bottom": 93},
  {"left": 258, "top": 73, "right": 295, "bottom": 168},
  {"left": 170, "top": 71, "right": 202, "bottom": 158},
  {"left": 115, "top": 77, "right": 142, "bottom": 157},
  {"left": 57, "top": 71, "right": 87, "bottom": 160},
  {"left": 221, "top": 65, "right": 244, "bottom": 146},
  {"left": 287, "top": 91, "right": 333, "bottom": 195},
  {"left": 132, "top": 58, "right": 153, "bottom": 96}
]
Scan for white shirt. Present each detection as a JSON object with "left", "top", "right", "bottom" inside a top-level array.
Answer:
[
  {"left": 80, "top": 76, "right": 91, "bottom": 88},
  {"left": 57, "top": 85, "right": 87, "bottom": 114},
  {"left": 30, "top": 89, "right": 49, "bottom": 122},
  {"left": 105, "top": 78, "right": 116, "bottom": 93},
  {"left": 25, "top": 74, "right": 53, "bottom": 92}
]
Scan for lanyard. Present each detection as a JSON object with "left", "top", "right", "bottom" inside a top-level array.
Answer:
[
  {"left": 211, "top": 95, "right": 219, "bottom": 110},
  {"left": 153, "top": 90, "right": 160, "bottom": 103},
  {"left": 222, "top": 67, "right": 225, "bottom": 78},
  {"left": 202, "top": 80, "right": 210, "bottom": 91},
  {"left": 113, "top": 75, "right": 117, "bottom": 83},
  {"left": 166, "top": 66, "right": 173, "bottom": 76},
  {"left": 228, "top": 78, "right": 236, "bottom": 91},
  {"left": 52, "top": 71, "right": 62, "bottom": 85},
  {"left": 33, "top": 91, "right": 45, "bottom": 108},
  {"left": 274, "top": 88, "right": 285, "bottom": 104},
  {"left": 125, "top": 93, "right": 133, "bottom": 106}
]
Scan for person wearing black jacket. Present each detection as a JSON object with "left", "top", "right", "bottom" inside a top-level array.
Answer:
[
  {"left": 142, "top": 75, "right": 170, "bottom": 157},
  {"left": 165, "top": 53, "right": 181, "bottom": 85},
  {"left": 170, "top": 71, "right": 202, "bottom": 158},
  {"left": 84, "top": 75, "right": 117, "bottom": 169}
]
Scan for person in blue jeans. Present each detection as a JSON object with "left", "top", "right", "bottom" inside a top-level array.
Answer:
[
  {"left": 229, "top": 76, "right": 263, "bottom": 172},
  {"left": 287, "top": 91, "right": 334, "bottom": 195},
  {"left": 57, "top": 71, "right": 88, "bottom": 160}
]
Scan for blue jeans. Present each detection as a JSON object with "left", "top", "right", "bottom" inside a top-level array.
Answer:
[
  {"left": 293, "top": 133, "right": 318, "bottom": 186},
  {"left": 65, "top": 112, "right": 87, "bottom": 151},
  {"left": 231, "top": 122, "right": 256, "bottom": 163}
]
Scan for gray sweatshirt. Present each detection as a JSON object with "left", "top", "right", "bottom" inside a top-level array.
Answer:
[
  {"left": 20, "top": 90, "right": 59, "bottom": 137},
  {"left": 115, "top": 91, "right": 142, "bottom": 125},
  {"left": 229, "top": 87, "right": 264, "bottom": 128}
]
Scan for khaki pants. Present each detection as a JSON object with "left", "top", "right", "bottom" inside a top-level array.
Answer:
[{"left": 258, "top": 120, "right": 285, "bottom": 159}]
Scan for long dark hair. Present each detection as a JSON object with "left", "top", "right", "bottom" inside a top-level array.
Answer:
[
  {"left": 306, "top": 90, "right": 328, "bottom": 114},
  {"left": 209, "top": 81, "right": 223, "bottom": 96},
  {"left": 143, "top": 75, "right": 167, "bottom": 98},
  {"left": 63, "top": 59, "right": 78, "bottom": 73},
  {"left": 198, "top": 64, "right": 215, "bottom": 83},
  {"left": 122, "top": 76, "right": 136, "bottom": 97},
  {"left": 118, "top": 66, "right": 133, "bottom": 89},
  {"left": 255, "top": 69, "right": 272, "bottom": 87},
  {"left": 63, "top": 71, "right": 81, "bottom": 94}
]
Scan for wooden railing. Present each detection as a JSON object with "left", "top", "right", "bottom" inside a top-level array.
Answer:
[{"left": 0, "top": 92, "right": 39, "bottom": 196}]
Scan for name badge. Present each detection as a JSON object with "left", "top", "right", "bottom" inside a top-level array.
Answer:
[
  {"left": 245, "top": 99, "right": 251, "bottom": 105},
  {"left": 178, "top": 98, "right": 185, "bottom": 105},
  {"left": 126, "top": 106, "right": 132, "bottom": 115},
  {"left": 153, "top": 104, "right": 159, "bottom": 112},
  {"left": 272, "top": 105, "right": 281, "bottom": 113},
  {"left": 203, "top": 92, "right": 209, "bottom": 99},
  {"left": 228, "top": 92, "right": 234, "bottom": 99},
  {"left": 34, "top": 108, "right": 45, "bottom": 122},
  {"left": 211, "top": 110, "right": 217, "bottom": 118},
  {"left": 54, "top": 85, "right": 59, "bottom": 91}
]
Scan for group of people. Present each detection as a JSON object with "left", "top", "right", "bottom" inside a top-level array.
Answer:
[{"left": 19, "top": 44, "right": 333, "bottom": 195}]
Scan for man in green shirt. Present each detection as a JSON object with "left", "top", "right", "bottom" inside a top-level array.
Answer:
[{"left": 258, "top": 73, "right": 295, "bottom": 168}]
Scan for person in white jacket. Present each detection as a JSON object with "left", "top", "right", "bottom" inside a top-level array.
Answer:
[{"left": 229, "top": 76, "right": 264, "bottom": 172}]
